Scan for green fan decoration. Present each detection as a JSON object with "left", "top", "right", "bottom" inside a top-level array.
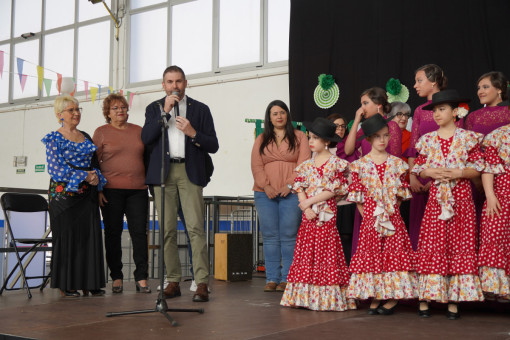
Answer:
[
  {"left": 386, "top": 78, "right": 409, "bottom": 103},
  {"left": 314, "top": 74, "right": 340, "bottom": 109}
]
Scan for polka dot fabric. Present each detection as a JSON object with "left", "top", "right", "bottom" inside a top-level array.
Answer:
[
  {"left": 41, "top": 131, "right": 106, "bottom": 192},
  {"left": 346, "top": 159, "right": 418, "bottom": 300},
  {"left": 281, "top": 156, "right": 356, "bottom": 311},
  {"left": 478, "top": 124, "right": 510, "bottom": 299},
  {"left": 415, "top": 134, "right": 484, "bottom": 302}
]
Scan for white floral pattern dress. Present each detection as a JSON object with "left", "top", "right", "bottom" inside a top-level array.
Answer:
[
  {"left": 346, "top": 155, "right": 418, "bottom": 300},
  {"left": 478, "top": 124, "right": 510, "bottom": 300},
  {"left": 281, "top": 155, "right": 356, "bottom": 311},
  {"left": 411, "top": 128, "right": 485, "bottom": 302}
]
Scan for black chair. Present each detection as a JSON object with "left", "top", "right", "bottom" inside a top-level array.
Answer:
[{"left": 0, "top": 193, "right": 52, "bottom": 298}]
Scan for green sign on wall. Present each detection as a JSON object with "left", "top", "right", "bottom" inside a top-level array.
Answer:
[{"left": 35, "top": 164, "right": 45, "bottom": 172}]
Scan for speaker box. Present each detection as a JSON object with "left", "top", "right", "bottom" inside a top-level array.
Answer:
[{"left": 214, "top": 233, "right": 253, "bottom": 282}]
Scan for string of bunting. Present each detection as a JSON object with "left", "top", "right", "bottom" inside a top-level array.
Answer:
[{"left": 0, "top": 50, "right": 135, "bottom": 107}]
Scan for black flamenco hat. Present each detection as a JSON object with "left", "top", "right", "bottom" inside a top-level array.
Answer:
[
  {"left": 422, "top": 89, "right": 470, "bottom": 111},
  {"left": 497, "top": 86, "right": 510, "bottom": 107},
  {"left": 303, "top": 117, "right": 341, "bottom": 142},
  {"left": 357, "top": 114, "right": 392, "bottom": 141}
]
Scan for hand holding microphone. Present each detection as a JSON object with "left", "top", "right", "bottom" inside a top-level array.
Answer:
[{"left": 164, "top": 90, "right": 180, "bottom": 115}]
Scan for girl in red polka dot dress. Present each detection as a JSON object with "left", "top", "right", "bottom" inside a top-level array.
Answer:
[
  {"left": 281, "top": 118, "right": 356, "bottom": 311},
  {"left": 478, "top": 104, "right": 510, "bottom": 302},
  {"left": 411, "top": 90, "right": 485, "bottom": 320},
  {"left": 346, "top": 114, "right": 417, "bottom": 315}
]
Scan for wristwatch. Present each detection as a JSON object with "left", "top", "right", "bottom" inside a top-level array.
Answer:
[{"left": 287, "top": 184, "right": 293, "bottom": 190}]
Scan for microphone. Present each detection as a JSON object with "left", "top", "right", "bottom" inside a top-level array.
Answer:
[
  {"left": 172, "top": 91, "right": 180, "bottom": 116},
  {"left": 157, "top": 101, "right": 168, "bottom": 126}
]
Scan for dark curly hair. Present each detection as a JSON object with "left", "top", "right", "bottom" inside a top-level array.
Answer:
[
  {"left": 102, "top": 94, "right": 129, "bottom": 123},
  {"left": 259, "top": 100, "right": 299, "bottom": 155},
  {"left": 415, "top": 64, "right": 448, "bottom": 90}
]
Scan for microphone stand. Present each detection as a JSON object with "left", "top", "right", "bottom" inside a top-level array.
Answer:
[{"left": 106, "top": 101, "right": 204, "bottom": 326}]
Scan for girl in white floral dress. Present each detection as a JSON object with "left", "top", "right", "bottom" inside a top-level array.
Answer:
[
  {"left": 281, "top": 118, "right": 356, "bottom": 311},
  {"left": 411, "top": 90, "right": 485, "bottom": 320},
  {"left": 347, "top": 114, "right": 417, "bottom": 315}
]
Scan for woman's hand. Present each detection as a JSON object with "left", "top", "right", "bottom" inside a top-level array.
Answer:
[
  {"left": 354, "top": 107, "right": 365, "bottom": 123},
  {"left": 441, "top": 168, "right": 463, "bottom": 181},
  {"left": 98, "top": 191, "right": 108, "bottom": 207},
  {"left": 298, "top": 198, "right": 312, "bottom": 211},
  {"left": 422, "top": 181, "right": 432, "bottom": 192},
  {"left": 304, "top": 208, "right": 317, "bottom": 220},
  {"left": 421, "top": 168, "right": 447, "bottom": 181},
  {"left": 263, "top": 185, "right": 278, "bottom": 199},
  {"left": 409, "top": 174, "right": 424, "bottom": 193},
  {"left": 85, "top": 170, "right": 99, "bottom": 186},
  {"left": 485, "top": 194, "right": 502, "bottom": 219},
  {"left": 279, "top": 185, "right": 291, "bottom": 198}
]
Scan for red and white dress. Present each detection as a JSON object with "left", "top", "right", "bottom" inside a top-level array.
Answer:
[
  {"left": 411, "top": 128, "right": 485, "bottom": 302},
  {"left": 478, "top": 124, "right": 510, "bottom": 300},
  {"left": 281, "top": 155, "right": 356, "bottom": 311},
  {"left": 347, "top": 154, "right": 417, "bottom": 300}
]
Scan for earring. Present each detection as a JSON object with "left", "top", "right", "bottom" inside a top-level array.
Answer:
[
  {"left": 377, "top": 107, "right": 380, "bottom": 114},
  {"left": 325, "top": 144, "right": 329, "bottom": 150},
  {"left": 60, "top": 118, "right": 63, "bottom": 127}
]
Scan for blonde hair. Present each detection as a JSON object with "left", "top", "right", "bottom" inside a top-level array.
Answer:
[{"left": 54, "top": 95, "right": 79, "bottom": 122}]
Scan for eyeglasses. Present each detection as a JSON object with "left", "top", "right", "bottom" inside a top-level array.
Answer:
[
  {"left": 395, "top": 112, "right": 410, "bottom": 118},
  {"left": 61, "top": 107, "right": 82, "bottom": 115},
  {"left": 335, "top": 124, "right": 347, "bottom": 129},
  {"left": 111, "top": 106, "right": 129, "bottom": 112}
]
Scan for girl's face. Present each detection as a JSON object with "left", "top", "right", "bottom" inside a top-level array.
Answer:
[
  {"left": 360, "top": 94, "right": 381, "bottom": 118},
  {"left": 432, "top": 104, "right": 457, "bottom": 127},
  {"left": 333, "top": 118, "right": 347, "bottom": 138},
  {"left": 270, "top": 105, "right": 288, "bottom": 130},
  {"left": 367, "top": 126, "right": 390, "bottom": 152},
  {"left": 308, "top": 132, "right": 328, "bottom": 153},
  {"left": 477, "top": 77, "right": 501, "bottom": 107},
  {"left": 414, "top": 70, "right": 436, "bottom": 99}
]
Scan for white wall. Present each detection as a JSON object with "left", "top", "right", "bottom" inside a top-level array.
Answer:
[{"left": 0, "top": 66, "right": 289, "bottom": 197}]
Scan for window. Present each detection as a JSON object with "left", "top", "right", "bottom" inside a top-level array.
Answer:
[{"left": 0, "top": 0, "right": 111, "bottom": 106}]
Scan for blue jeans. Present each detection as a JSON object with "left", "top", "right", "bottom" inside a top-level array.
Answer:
[{"left": 254, "top": 191, "right": 301, "bottom": 283}]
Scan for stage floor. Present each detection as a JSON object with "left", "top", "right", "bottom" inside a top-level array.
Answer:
[{"left": 1, "top": 276, "right": 509, "bottom": 339}]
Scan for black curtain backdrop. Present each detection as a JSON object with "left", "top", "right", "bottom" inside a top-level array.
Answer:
[{"left": 289, "top": 0, "right": 510, "bottom": 123}]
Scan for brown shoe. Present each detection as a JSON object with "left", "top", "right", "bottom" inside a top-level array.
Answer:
[
  {"left": 264, "top": 282, "right": 277, "bottom": 292},
  {"left": 163, "top": 282, "right": 181, "bottom": 299},
  {"left": 276, "top": 282, "right": 287, "bottom": 292},
  {"left": 192, "top": 283, "right": 209, "bottom": 302}
]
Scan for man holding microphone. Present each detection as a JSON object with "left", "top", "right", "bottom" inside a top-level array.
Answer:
[{"left": 142, "top": 65, "right": 219, "bottom": 302}]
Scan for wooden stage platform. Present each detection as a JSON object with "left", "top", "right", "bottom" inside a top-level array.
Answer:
[{"left": 0, "top": 276, "right": 509, "bottom": 339}]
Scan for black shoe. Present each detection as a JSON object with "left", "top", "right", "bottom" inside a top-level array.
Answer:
[
  {"left": 446, "top": 303, "right": 460, "bottom": 320},
  {"left": 135, "top": 281, "right": 152, "bottom": 294},
  {"left": 60, "top": 290, "right": 80, "bottom": 298},
  {"left": 367, "top": 308, "right": 379, "bottom": 315},
  {"left": 418, "top": 309, "right": 431, "bottom": 318},
  {"left": 377, "top": 304, "right": 396, "bottom": 315},
  {"left": 89, "top": 289, "right": 106, "bottom": 296}
]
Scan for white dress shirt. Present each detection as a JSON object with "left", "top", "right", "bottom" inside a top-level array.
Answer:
[{"left": 167, "top": 96, "right": 187, "bottom": 158}]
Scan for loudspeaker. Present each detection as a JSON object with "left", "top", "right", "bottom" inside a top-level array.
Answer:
[{"left": 214, "top": 233, "right": 253, "bottom": 282}]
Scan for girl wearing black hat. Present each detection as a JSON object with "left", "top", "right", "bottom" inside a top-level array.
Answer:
[
  {"left": 281, "top": 118, "right": 356, "bottom": 311},
  {"left": 346, "top": 114, "right": 417, "bottom": 315},
  {"left": 411, "top": 90, "right": 485, "bottom": 319}
]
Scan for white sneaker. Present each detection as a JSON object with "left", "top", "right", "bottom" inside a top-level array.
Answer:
[
  {"left": 190, "top": 280, "right": 197, "bottom": 292},
  {"left": 156, "top": 278, "right": 169, "bottom": 291},
  {"left": 189, "top": 280, "right": 211, "bottom": 293}
]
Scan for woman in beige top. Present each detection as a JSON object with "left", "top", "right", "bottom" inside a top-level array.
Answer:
[
  {"left": 93, "top": 94, "right": 150, "bottom": 294},
  {"left": 251, "top": 100, "right": 311, "bottom": 292}
]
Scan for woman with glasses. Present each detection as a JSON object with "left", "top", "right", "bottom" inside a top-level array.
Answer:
[
  {"left": 388, "top": 102, "right": 413, "bottom": 231},
  {"left": 92, "top": 94, "right": 151, "bottom": 294},
  {"left": 327, "top": 113, "right": 357, "bottom": 264},
  {"left": 42, "top": 95, "right": 107, "bottom": 297}
]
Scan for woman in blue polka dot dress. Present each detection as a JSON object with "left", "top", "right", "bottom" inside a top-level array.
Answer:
[{"left": 41, "top": 95, "right": 107, "bottom": 298}]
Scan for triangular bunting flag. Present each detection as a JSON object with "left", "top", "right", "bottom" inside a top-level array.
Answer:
[
  {"left": 43, "top": 78, "right": 52, "bottom": 96},
  {"left": 57, "top": 73, "right": 62, "bottom": 94},
  {"left": 0, "top": 50, "right": 4, "bottom": 79},
  {"left": 126, "top": 91, "right": 130, "bottom": 106},
  {"left": 70, "top": 77, "right": 76, "bottom": 96},
  {"left": 98, "top": 85, "right": 101, "bottom": 101},
  {"left": 84, "top": 81, "right": 88, "bottom": 100},
  {"left": 129, "top": 92, "right": 134, "bottom": 108},
  {"left": 119, "top": 89, "right": 123, "bottom": 95},
  {"left": 37, "top": 65, "right": 44, "bottom": 90},
  {"left": 16, "top": 58, "right": 24, "bottom": 83},
  {"left": 108, "top": 86, "right": 113, "bottom": 95},
  {"left": 20, "top": 74, "right": 27, "bottom": 92},
  {"left": 90, "top": 87, "right": 98, "bottom": 103}
]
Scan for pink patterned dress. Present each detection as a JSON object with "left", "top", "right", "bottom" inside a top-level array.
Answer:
[
  {"left": 281, "top": 155, "right": 356, "bottom": 311},
  {"left": 347, "top": 155, "right": 417, "bottom": 300},
  {"left": 478, "top": 124, "right": 510, "bottom": 299},
  {"left": 411, "top": 129, "right": 485, "bottom": 302}
]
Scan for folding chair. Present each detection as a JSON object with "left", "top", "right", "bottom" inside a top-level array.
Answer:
[{"left": 0, "top": 193, "right": 52, "bottom": 298}]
